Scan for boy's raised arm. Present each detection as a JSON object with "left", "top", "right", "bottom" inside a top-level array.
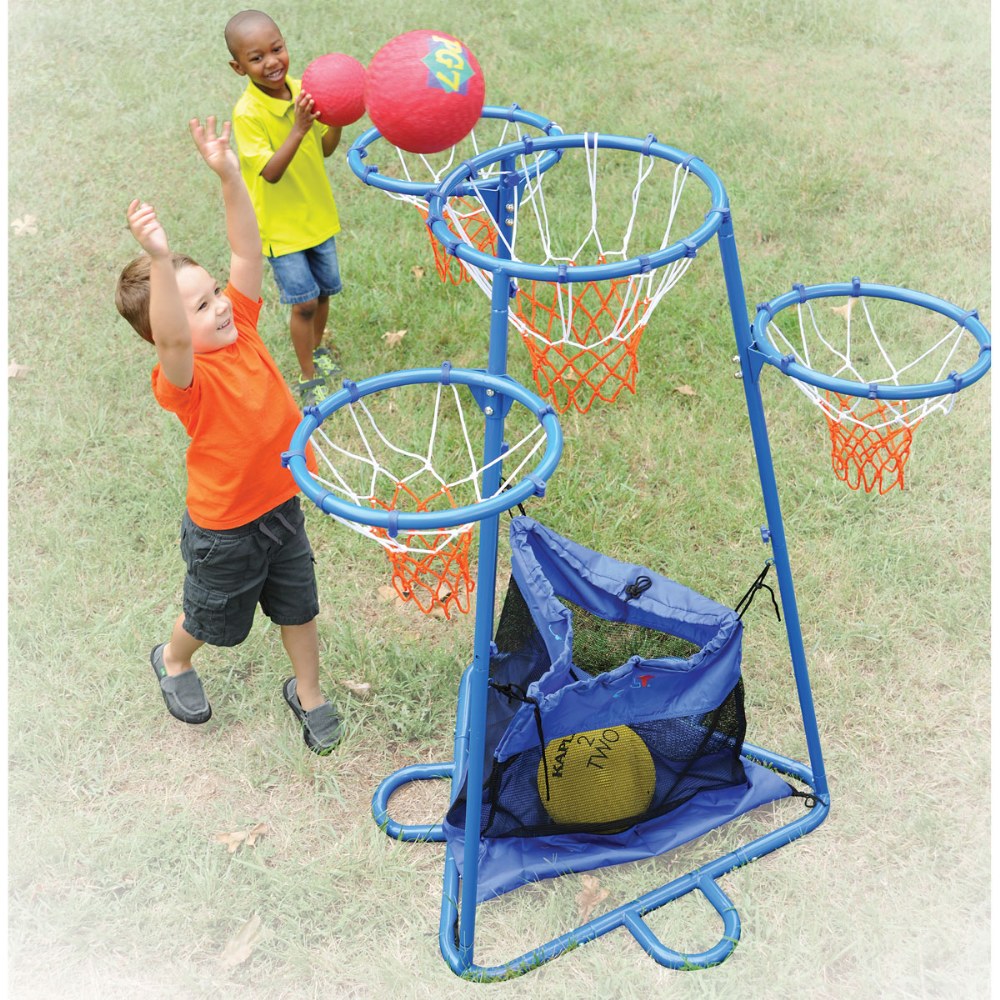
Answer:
[
  {"left": 126, "top": 199, "right": 195, "bottom": 390},
  {"left": 189, "top": 117, "right": 264, "bottom": 302}
]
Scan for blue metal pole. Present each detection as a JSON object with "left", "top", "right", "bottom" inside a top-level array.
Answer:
[
  {"left": 454, "top": 159, "right": 518, "bottom": 968},
  {"left": 716, "top": 211, "right": 829, "bottom": 802}
]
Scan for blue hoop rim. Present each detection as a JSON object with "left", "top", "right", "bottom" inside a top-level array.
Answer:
[
  {"left": 284, "top": 366, "right": 563, "bottom": 532},
  {"left": 752, "top": 280, "right": 992, "bottom": 401},
  {"left": 347, "top": 103, "right": 564, "bottom": 199},
  {"left": 425, "top": 132, "right": 731, "bottom": 283}
]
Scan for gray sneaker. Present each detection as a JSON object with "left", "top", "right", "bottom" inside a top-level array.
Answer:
[
  {"left": 150, "top": 644, "right": 212, "bottom": 724},
  {"left": 283, "top": 678, "right": 343, "bottom": 755}
]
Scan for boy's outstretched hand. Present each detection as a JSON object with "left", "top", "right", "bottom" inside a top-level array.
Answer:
[
  {"left": 190, "top": 116, "right": 239, "bottom": 177},
  {"left": 126, "top": 199, "right": 169, "bottom": 258}
]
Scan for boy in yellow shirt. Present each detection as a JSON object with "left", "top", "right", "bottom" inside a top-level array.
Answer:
[{"left": 225, "top": 9, "right": 343, "bottom": 403}]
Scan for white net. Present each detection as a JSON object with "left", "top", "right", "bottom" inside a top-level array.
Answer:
[{"left": 454, "top": 133, "right": 697, "bottom": 348}]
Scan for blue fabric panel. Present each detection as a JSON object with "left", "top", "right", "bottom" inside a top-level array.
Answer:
[
  {"left": 444, "top": 759, "right": 792, "bottom": 902},
  {"left": 497, "top": 518, "right": 743, "bottom": 760}
]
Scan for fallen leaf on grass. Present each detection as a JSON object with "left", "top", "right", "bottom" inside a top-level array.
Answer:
[
  {"left": 8, "top": 362, "right": 30, "bottom": 378},
  {"left": 674, "top": 384, "right": 697, "bottom": 396},
  {"left": 576, "top": 874, "right": 609, "bottom": 923},
  {"left": 382, "top": 328, "right": 407, "bottom": 347},
  {"left": 831, "top": 300, "right": 855, "bottom": 320},
  {"left": 377, "top": 584, "right": 401, "bottom": 603},
  {"left": 339, "top": 679, "right": 372, "bottom": 698},
  {"left": 213, "top": 822, "right": 269, "bottom": 854},
  {"left": 219, "top": 913, "right": 263, "bottom": 968},
  {"left": 11, "top": 214, "right": 37, "bottom": 236},
  {"left": 411, "top": 265, "right": 426, "bottom": 280}
]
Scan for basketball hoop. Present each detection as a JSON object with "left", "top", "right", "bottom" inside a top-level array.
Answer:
[
  {"left": 752, "top": 279, "right": 991, "bottom": 493},
  {"left": 283, "top": 365, "right": 563, "bottom": 617},
  {"left": 348, "top": 104, "right": 563, "bottom": 285},
  {"left": 426, "top": 133, "right": 730, "bottom": 414}
]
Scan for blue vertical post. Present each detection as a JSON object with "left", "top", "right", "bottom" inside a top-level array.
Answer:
[
  {"left": 716, "top": 210, "right": 829, "bottom": 803},
  {"left": 454, "top": 162, "right": 518, "bottom": 967}
]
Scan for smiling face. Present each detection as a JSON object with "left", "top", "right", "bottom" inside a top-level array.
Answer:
[
  {"left": 175, "top": 265, "right": 236, "bottom": 354},
  {"left": 227, "top": 16, "right": 291, "bottom": 100}
]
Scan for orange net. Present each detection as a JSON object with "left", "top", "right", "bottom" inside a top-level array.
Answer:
[
  {"left": 371, "top": 482, "right": 474, "bottom": 618},
  {"left": 416, "top": 198, "right": 498, "bottom": 285},
  {"left": 822, "top": 392, "right": 918, "bottom": 494},
  {"left": 513, "top": 263, "right": 651, "bottom": 414}
]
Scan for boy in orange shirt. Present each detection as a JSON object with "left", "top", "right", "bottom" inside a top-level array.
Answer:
[{"left": 115, "top": 116, "right": 342, "bottom": 754}]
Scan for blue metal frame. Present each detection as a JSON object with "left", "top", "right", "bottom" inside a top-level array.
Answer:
[
  {"left": 340, "top": 129, "right": 989, "bottom": 980},
  {"left": 347, "top": 104, "right": 564, "bottom": 199}
]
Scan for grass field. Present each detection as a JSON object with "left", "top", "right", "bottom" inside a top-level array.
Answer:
[{"left": 6, "top": 1, "right": 992, "bottom": 998}]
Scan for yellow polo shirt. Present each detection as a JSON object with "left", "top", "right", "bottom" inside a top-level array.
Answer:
[{"left": 232, "top": 77, "right": 340, "bottom": 257}]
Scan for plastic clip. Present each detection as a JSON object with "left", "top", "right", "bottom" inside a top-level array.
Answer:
[
  {"left": 681, "top": 240, "right": 698, "bottom": 259},
  {"left": 386, "top": 510, "right": 399, "bottom": 539},
  {"left": 680, "top": 153, "right": 697, "bottom": 172},
  {"left": 779, "top": 353, "right": 794, "bottom": 374},
  {"left": 343, "top": 379, "right": 360, "bottom": 403},
  {"left": 521, "top": 135, "right": 534, "bottom": 155},
  {"left": 440, "top": 361, "right": 453, "bottom": 385},
  {"left": 867, "top": 382, "right": 879, "bottom": 400},
  {"left": 641, "top": 133, "right": 657, "bottom": 155},
  {"left": 637, "top": 255, "right": 652, "bottom": 274},
  {"left": 947, "top": 369, "right": 964, "bottom": 391},
  {"left": 793, "top": 282, "right": 807, "bottom": 303},
  {"left": 556, "top": 263, "right": 569, "bottom": 284},
  {"left": 851, "top": 276, "right": 862, "bottom": 297},
  {"left": 280, "top": 449, "right": 304, "bottom": 468},
  {"left": 757, "top": 302, "right": 774, "bottom": 321},
  {"left": 526, "top": 474, "right": 547, "bottom": 498}
]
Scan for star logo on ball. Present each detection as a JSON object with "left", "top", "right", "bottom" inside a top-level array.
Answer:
[{"left": 422, "top": 36, "right": 475, "bottom": 94}]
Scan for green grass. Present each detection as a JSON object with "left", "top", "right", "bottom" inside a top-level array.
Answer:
[{"left": 7, "top": 0, "right": 991, "bottom": 997}]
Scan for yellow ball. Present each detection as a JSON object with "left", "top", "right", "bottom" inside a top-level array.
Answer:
[{"left": 536, "top": 725, "right": 656, "bottom": 830}]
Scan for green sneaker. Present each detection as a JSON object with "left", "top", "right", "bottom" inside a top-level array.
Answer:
[
  {"left": 296, "top": 376, "right": 328, "bottom": 407},
  {"left": 313, "top": 346, "right": 341, "bottom": 380}
]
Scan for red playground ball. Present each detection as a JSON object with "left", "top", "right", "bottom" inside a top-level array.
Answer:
[
  {"left": 302, "top": 53, "right": 367, "bottom": 127},
  {"left": 365, "top": 30, "right": 486, "bottom": 154}
]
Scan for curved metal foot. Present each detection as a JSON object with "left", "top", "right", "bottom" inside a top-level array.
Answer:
[{"left": 371, "top": 761, "right": 454, "bottom": 841}]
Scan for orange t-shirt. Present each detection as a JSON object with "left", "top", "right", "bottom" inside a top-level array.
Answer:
[{"left": 152, "top": 284, "right": 316, "bottom": 529}]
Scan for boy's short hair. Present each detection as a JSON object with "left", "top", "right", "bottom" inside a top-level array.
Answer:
[
  {"left": 224, "top": 9, "right": 278, "bottom": 57},
  {"left": 115, "top": 253, "right": 200, "bottom": 344}
]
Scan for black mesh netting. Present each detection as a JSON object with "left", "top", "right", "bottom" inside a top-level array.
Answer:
[{"left": 446, "top": 577, "right": 748, "bottom": 839}]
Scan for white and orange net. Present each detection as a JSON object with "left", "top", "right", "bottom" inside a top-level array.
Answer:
[
  {"left": 762, "top": 294, "right": 973, "bottom": 493},
  {"left": 449, "top": 135, "right": 700, "bottom": 413},
  {"left": 306, "top": 380, "right": 549, "bottom": 617}
]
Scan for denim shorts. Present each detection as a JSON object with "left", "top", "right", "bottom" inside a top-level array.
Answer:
[
  {"left": 267, "top": 235, "right": 343, "bottom": 305},
  {"left": 180, "top": 496, "right": 320, "bottom": 647}
]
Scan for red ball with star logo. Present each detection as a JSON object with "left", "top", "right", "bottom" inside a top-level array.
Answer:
[{"left": 365, "top": 30, "right": 486, "bottom": 154}]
